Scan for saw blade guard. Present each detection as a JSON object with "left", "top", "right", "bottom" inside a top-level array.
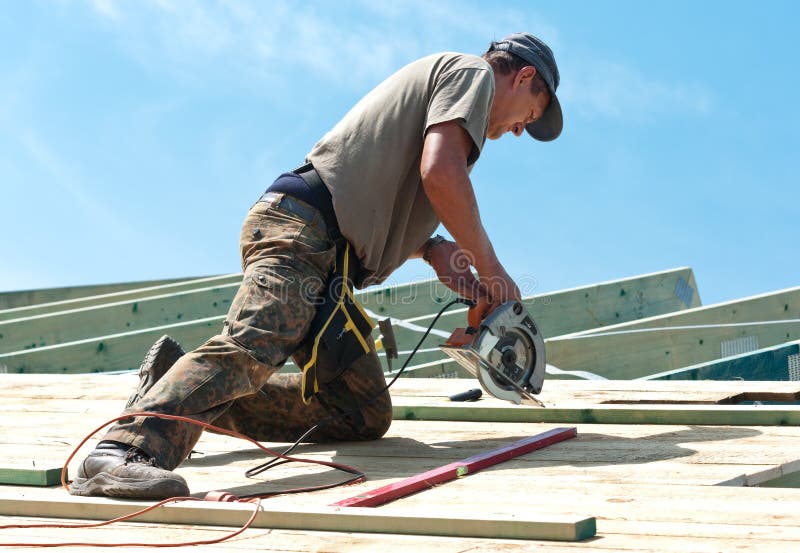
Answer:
[{"left": 474, "top": 301, "right": 546, "bottom": 402}]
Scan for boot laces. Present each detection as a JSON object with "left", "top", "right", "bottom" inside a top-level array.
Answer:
[{"left": 124, "top": 447, "right": 156, "bottom": 466}]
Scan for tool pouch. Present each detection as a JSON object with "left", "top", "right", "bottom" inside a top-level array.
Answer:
[{"left": 301, "top": 241, "right": 375, "bottom": 404}]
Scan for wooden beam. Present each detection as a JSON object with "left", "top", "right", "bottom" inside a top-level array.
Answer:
[
  {"left": 392, "top": 401, "right": 800, "bottom": 426},
  {"left": 333, "top": 427, "right": 577, "bottom": 508},
  {"left": 0, "top": 274, "right": 242, "bottom": 321},
  {"left": 547, "top": 321, "right": 800, "bottom": 380},
  {"left": 363, "top": 268, "right": 701, "bottom": 372},
  {"left": 0, "top": 494, "right": 596, "bottom": 542},
  {"left": 0, "top": 318, "right": 225, "bottom": 374},
  {"left": 644, "top": 340, "right": 800, "bottom": 382},
  {"left": 0, "top": 277, "right": 195, "bottom": 311},
  {"left": 547, "top": 286, "right": 800, "bottom": 379},
  {"left": 0, "top": 268, "right": 700, "bottom": 375},
  {"left": 0, "top": 466, "right": 63, "bottom": 486},
  {"left": 0, "top": 282, "right": 239, "bottom": 354}
]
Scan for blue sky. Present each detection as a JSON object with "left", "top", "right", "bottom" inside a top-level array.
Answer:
[{"left": 1, "top": 0, "right": 797, "bottom": 306}]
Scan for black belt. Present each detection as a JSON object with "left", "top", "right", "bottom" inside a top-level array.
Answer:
[
  {"left": 266, "top": 163, "right": 342, "bottom": 244},
  {"left": 295, "top": 163, "right": 341, "bottom": 243}
]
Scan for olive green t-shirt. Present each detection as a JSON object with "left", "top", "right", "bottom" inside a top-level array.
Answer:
[{"left": 307, "top": 52, "right": 494, "bottom": 287}]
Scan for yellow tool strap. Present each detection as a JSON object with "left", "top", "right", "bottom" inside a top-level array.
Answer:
[{"left": 300, "top": 243, "right": 375, "bottom": 403}]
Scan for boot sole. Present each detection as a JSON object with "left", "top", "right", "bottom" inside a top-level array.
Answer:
[{"left": 70, "top": 472, "right": 190, "bottom": 500}]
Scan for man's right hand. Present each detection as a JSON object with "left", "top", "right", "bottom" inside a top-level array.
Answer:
[{"left": 471, "top": 261, "right": 521, "bottom": 326}]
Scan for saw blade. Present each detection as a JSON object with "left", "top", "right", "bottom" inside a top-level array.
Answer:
[{"left": 480, "top": 360, "right": 546, "bottom": 408}]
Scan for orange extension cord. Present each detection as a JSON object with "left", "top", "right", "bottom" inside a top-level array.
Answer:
[{"left": 0, "top": 411, "right": 367, "bottom": 548}]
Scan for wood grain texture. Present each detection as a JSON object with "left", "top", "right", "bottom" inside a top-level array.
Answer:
[
  {"left": 333, "top": 427, "right": 576, "bottom": 507},
  {"left": 548, "top": 286, "right": 800, "bottom": 378},
  {"left": 392, "top": 399, "right": 800, "bottom": 426},
  {"left": 0, "top": 494, "right": 596, "bottom": 541},
  {"left": 1, "top": 374, "right": 799, "bottom": 551}
]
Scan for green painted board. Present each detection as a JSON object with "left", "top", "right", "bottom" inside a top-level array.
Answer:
[
  {"left": 562, "top": 284, "right": 800, "bottom": 340},
  {"left": 364, "top": 267, "right": 700, "bottom": 375},
  {"left": 0, "top": 495, "right": 596, "bottom": 541},
  {"left": 0, "top": 318, "right": 225, "bottom": 374},
  {"left": 0, "top": 466, "right": 64, "bottom": 486},
  {"left": 645, "top": 341, "right": 800, "bottom": 382},
  {"left": 547, "top": 320, "right": 800, "bottom": 380},
  {"left": 0, "top": 274, "right": 243, "bottom": 321},
  {"left": 0, "top": 282, "right": 239, "bottom": 354},
  {"left": 392, "top": 402, "right": 800, "bottom": 426},
  {"left": 0, "top": 268, "right": 700, "bottom": 374},
  {"left": 0, "top": 277, "right": 197, "bottom": 310},
  {"left": 757, "top": 471, "right": 800, "bottom": 488},
  {"left": 547, "top": 286, "right": 800, "bottom": 379}
]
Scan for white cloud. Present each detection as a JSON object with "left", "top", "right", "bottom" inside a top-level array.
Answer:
[
  {"left": 84, "top": 1, "right": 705, "bottom": 123},
  {"left": 84, "top": 0, "right": 560, "bottom": 90},
  {"left": 559, "top": 58, "right": 712, "bottom": 123},
  {"left": 91, "top": 0, "right": 120, "bottom": 20}
]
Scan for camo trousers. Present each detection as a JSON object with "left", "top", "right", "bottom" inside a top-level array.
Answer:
[{"left": 102, "top": 193, "right": 393, "bottom": 470}]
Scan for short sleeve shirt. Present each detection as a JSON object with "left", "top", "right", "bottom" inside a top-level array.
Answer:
[{"left": 307, "top": 53, "right": 494, "bottom": 287}]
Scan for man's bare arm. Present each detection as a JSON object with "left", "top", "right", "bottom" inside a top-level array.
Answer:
[
  {"left": 419, "top": 121, "right": 520, "bottom": 312},
  {"left": 420, "top": 122, "right": 496, "bottom": 270}
]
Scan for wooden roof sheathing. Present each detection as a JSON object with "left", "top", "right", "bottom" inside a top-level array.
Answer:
[{"left": 2, "top": 375, "right": 800, "bottom": 550}]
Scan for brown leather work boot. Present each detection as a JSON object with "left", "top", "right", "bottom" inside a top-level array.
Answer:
[
  {"left": 125, "top": 335, "right": 184, "bottom": 409},
  {"left": 69, "top": 441, "right": 190, "bottom": 499}
]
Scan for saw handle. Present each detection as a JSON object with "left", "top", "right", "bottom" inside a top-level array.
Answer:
[{"left": 466, "top": 296, "right": 487, "bottom": 329}]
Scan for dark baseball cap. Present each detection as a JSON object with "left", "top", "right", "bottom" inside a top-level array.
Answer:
[{"left": 489, "top": 33, "right": 563, "bottom": 141}]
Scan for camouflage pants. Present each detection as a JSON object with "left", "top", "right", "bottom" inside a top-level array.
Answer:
[{"left": 103, "top": 193, "right": 393, "bottom": 470}]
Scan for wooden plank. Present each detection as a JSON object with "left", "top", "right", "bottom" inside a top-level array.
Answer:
[
  {"left": 0, "top": 274, "right": 242, "bottom": 321},
  {"left": 0, "top": 494, "right": 596, "bottom": 542},
  {"left": 0, "top": 318, "right": 224, "bottom": 374},
  {"left": 547, "top": 286, "right": 800, "bottom": 379},
  {"left": 645, "top": 340, "right": 800, "bottom": 382},
  {"left": 0, "top": 276, "right": 197, "bottom": 311},
  {"left": 5, "top": 372, "right": 799, "bottom": 403},
  {"left": 0, "top": 282, "right": 239, "bottom": 354},
  {"left": 388, "top": 376, "right": 800, "bottom": 400},
  {"left": 363, "top": 268, "right": 701, "bottom": 372},
  {"left": 392, "top": 399, "right": 800, "bottom": 426},
  {"left": 0, "top": 269, "right": 700, "bottom": 375},
  {"left": 547, "top": 321, "right": 800, "bottom": 380},
  {"left": 0, "top": 466, "right": 63, "bottom": 486},
  {"left": 333, "top": 427, "right": 576, "bottom": 507}
]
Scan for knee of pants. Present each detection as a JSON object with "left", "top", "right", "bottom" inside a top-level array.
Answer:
[{"left": 358, "top": 395, "right": 393, "bottom": 441}]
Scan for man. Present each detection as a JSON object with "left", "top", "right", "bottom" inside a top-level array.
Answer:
[{"left": 69, "top": 32, "right": 562, "bottom": 499}]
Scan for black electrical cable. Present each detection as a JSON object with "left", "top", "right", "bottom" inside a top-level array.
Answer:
[{"left": 239, "top": 297, "right": 474, "bottom": 494}]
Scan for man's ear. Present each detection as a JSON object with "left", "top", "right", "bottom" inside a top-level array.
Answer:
[{"left": 515, "top": 66, "right": 537, "bottom": 89}]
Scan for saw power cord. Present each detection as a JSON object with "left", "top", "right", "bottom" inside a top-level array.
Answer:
[
  {"left": 244, "top": 297, "right": 473, "bottom": 479},
  {"left": 0, "top": 297, "right": 472, "bottom": 548}
]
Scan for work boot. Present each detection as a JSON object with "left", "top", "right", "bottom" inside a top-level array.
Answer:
[
  {"left": 125, "top": 335, "right": 185, "bottom": 409},
  {"left": 69, "top": 441, "right": 190, "bottom": 499}
]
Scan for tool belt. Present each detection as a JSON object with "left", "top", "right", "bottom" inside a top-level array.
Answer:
[
  {"left": 300, "top": 240, "right": 375, "bottom": 403},
  {"left": 271, "top": 163, "right": 376, "bottom": 404}
]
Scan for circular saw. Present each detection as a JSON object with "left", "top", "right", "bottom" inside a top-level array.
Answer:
[{"left": 440, "top": 301, "right": 546, "bottom": 406}]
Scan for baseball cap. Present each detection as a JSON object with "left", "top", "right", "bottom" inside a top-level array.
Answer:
[{"left": 489, "top": 33, "right": 563, "bottom": 141}]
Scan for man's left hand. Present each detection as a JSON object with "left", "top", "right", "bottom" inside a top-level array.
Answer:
[{"left": 427, "top": 239, "right": 482, "bottom": 301}]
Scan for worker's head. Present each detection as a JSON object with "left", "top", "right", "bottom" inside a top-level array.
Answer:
[{"left": 482, "top": 33, "right": 562, "bottom": 141}]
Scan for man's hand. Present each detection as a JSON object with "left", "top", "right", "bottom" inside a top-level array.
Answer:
[
  {"left": 426, "top": 238, "right": 521, "bottom": 326},
  {"left": 426, "top": 239, "right": 481, "bottom": 300},
  {"left": 472, "top": 261, "right": 522, "bottom": 325}
]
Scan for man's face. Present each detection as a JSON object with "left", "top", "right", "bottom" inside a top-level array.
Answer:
[{"left": 487, "top": 68, "right": 551, "bottom": 140}]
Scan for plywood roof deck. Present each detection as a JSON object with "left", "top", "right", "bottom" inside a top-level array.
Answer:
[{"left": 2, "top": 374, "right": 800, "bottom": 550}]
